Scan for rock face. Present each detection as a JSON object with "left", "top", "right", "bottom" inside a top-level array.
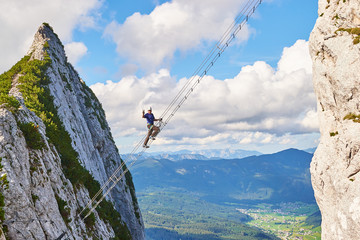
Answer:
[
  {"left": 0, "top": 24, "right": 144, "bottom": 239},
  {"left": 309, "top": 0, "right": 360, "bottom": 239}
]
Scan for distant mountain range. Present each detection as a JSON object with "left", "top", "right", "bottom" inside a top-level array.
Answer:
[
  {"left": 132, "top": 148, "right": 315, "bottom": 205},
  {"left": 125, "top": 147, "right": 317, "bottom": 161},
  {"left": 123, "top": 148, "right": 262, "bottom": 161}
]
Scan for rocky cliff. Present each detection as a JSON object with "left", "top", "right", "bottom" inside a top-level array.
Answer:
[
  {"left": 0, "top": 24, "right": 144, "bottom": 239},
  {"left": 309, "top": 0, "right": 360, "bottom": 239}
]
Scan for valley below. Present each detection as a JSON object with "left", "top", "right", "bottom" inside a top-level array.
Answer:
[{"left": 131, "top": 149, "right": 321, "bottom": 240}]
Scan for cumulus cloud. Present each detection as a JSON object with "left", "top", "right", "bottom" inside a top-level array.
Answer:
[
  {"left": 237, "top": 132, "right": 276, "bottom": 145},
  {"left": 0, "top": 0, "right": 102, "bottom": 73},
  {"left": 65, "top": 42, "right": 88, "bottom": 65},
  {"left": 103, "top": 0, "right": 252, "bottom": 71},
  {"left": 300, "top": 109, "right": 319, "bottom": 130},
  {"left": 91, "top": 39, "right": 318, "bottom": 150}
]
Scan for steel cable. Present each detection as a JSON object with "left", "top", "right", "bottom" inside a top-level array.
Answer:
[{"left": 80, "top": 0, "right": 262, "bottom": 220}]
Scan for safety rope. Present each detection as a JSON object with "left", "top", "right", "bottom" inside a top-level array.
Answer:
[{"left": 79, "top": 0, "right": 262, "bottom": 220}]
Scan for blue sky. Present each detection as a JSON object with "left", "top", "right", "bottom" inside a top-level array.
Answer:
[
  {"left": 73, "top": 0, "right": 318, "bottom": 84},
  {"left": 0, "top": 0, "right": 319, "bottom": 154}
]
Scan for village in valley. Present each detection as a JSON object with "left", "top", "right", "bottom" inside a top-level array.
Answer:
[{"left": 237, "top": 203, "right": 321, "bottom": 240}]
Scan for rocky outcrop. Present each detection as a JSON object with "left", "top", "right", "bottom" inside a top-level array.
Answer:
[
  {"left": 0, "top": 24, "right": 144, "bottom": 239},
  {"left": 309, "top": 0, "right": 360, "bottom": 239}
]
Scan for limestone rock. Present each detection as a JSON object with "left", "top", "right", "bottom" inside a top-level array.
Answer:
[
  {"left": 309, "top": 0, "right": 360, "bottom": 239},
  {"left": 0, "top": 24, "right": 144, "bottom": 239}
]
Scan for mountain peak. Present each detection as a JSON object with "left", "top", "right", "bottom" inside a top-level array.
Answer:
[
  {"left": 0, "top": 23, "right": 144, "bottom": 239},
  {"left": 27, "top": 23, "right": 66, "bottom": 63}
]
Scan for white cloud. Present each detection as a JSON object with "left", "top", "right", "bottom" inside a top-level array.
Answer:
[
  {"left": 261, "top": 136, "right": 273, "bottom": 144},
  {"left": 0, "top": 0, "right": 102, "bottom": 73},
  {"left": 277, "top": 39, "right": 312, "bottom": 74},
  {"left": 91, "top": 69, "right": 177, "bottom": 137},
  {"left": 279, "top": 137, "right": 293, "bottom": 145},
  {"left": 116, "top": 64, "right": 139, "bottom": 78},
  {"left": 300, "top": 109, "right": 319, "bottom": 130},
  {"left": 65, "top": 42, "right": 88, "bottom": 65},
  {"left": 240, "top": 136, "right": 253, "bottom": 144},
  {"left": 237, "top": 132, "right": 273, "bottom": 145},
  {"left": 91, "top": 39, "right": 318, "bottom": 150},
  {"left": 103, "top": 0, "right": 252, "bottom": 71}
]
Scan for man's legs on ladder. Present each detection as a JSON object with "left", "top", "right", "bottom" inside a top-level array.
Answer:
[
  {"left": 143, "top": 126, "right": 153, "bottom": 148},
  {"left": 151, "top": 126, "right": 160, "bottom": 140}
]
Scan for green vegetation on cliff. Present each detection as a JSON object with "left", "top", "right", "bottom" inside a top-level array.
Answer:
[
  {"left": 0, "top": 56, "right": 29, "bottom": 111},
  {"left": 0, "top": 41, "right": 131, "bottom": 239},
  {"left": 344, "top": 113, "right": 360, "bottom": 123},
  {"left": 0, "top": 158, "right": 9, "bottom": 237},
  {"left": 17, "top": 122, "right": 45, "bottom": 150},
  {"left": 336, "top": 27, "right": 360, "bottom": 44},
  {"left": 55, "top": 194, "right": 71, "bottom": 224}
]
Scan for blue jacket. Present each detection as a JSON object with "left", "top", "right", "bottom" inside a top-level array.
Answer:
[{"left": 144, "top": 113, "right": 155, "bottom": 125}]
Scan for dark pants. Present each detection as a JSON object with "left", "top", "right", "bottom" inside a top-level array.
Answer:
[{"left": 144, "top": 124, "right": 160, "bottom": 146}]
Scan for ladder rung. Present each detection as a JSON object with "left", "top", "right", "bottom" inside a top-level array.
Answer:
[{"left": 110, "top": 176, "right": 120, "bottom": 183}]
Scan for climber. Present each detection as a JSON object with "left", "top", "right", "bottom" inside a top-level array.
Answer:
[{"left": 142, "top": 107, "right": 162, "bottom": 148}]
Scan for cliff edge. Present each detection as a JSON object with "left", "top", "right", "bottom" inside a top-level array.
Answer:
[
  {"left": 0, "top": 24, "right": 144, "bottom": 239},
  {"left": 309, "top": 0, "right": 360, "bottom": 239}
]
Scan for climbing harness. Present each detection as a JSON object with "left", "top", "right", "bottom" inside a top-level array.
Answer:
[{"left": 79, "top": 0, "right": 262, "bottom": 220}]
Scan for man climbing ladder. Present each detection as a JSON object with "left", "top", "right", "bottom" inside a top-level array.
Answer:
[
  {"left": 79, "top": 0, "right": 263, "bottom": 220},
  {"left": 142, "top": 107, "right": 162, "bottom": 148}
]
